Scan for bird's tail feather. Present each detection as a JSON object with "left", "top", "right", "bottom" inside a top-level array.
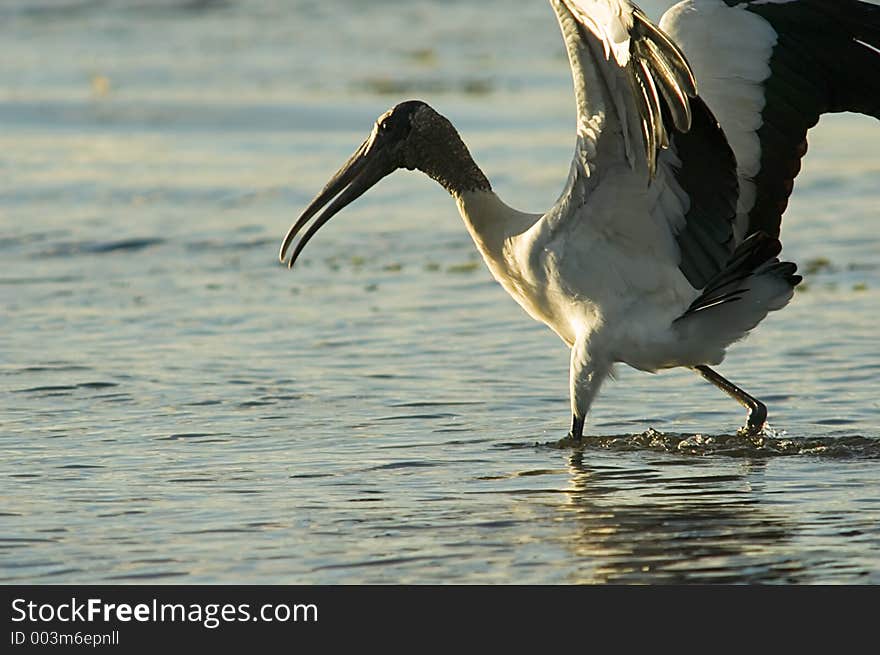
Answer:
[{"left": 673, "top": 232, "right": 801, "bottom": 364}]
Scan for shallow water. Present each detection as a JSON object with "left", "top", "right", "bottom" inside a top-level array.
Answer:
[{"left": 2, "top": 0, "right": 879, "bottom": 583}]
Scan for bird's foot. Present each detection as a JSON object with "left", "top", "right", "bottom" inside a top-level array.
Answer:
[{"left": 737, "top": 401, "right": 768, "bottom": 442}]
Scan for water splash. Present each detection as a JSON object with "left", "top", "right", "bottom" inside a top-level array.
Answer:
[{"left": 544, "top": 428, "right": 880, "bottom": 459}]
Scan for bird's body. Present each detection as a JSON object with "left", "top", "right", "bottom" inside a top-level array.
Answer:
[
  {"left": 458, "top": 186, "right": 705, "bottom": 368},
  {"left": 280, "top": 0, "right": 880, "bottom": 440}
]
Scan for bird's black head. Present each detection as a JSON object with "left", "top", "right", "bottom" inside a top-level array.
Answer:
[
  {"left": 279, "top": 99, "right": 488, "bottom": 269},
  {"left": 370, "top": 100, "right": 426, "bottom": 161}
]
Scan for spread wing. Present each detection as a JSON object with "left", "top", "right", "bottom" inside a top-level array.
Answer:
[
  {"left": 547, "top": 0, "right": 739, "bottom": 289},
  {"left": 660, "top": 0, "right": 880, "bottom": 241}
]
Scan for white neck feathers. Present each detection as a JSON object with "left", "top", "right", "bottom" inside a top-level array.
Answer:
[{"left": 455, "top": 190, "right": 539, "bottom": 262}]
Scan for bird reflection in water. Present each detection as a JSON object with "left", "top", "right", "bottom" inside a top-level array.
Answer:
[{"left": 558, "top": 451, "right": 804, "bottom": 583}]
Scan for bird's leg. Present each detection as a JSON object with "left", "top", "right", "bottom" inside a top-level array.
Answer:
[
  {"left": 693, "top": 365, "right": 768, "bottom": 435},
  {"left": 567, "top": 336, "right": 609, "bottom": 442}
]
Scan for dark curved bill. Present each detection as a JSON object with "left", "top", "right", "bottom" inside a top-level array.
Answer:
[{"left": 279, "top": 138, "right": 395, "bottom": 269}]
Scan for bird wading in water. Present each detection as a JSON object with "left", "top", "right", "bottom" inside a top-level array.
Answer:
[{"left": 280, "top": 0, "right": 880, "bottom": 441}]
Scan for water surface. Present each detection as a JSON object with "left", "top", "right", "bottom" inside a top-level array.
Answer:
[{"left": 2, "top": 0, "right": 879, "bottom": 583}]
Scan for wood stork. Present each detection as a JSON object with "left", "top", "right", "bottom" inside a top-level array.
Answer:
[{"left": 280, "top": 0, "right": 880, "bottom": 440}]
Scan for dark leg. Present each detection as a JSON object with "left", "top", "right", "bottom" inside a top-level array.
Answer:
[
  {"left": 693, "top": 365, "right": 767, "bottom": 434},
  {"left": 569, "top": 414, "right": 585, "bottom": 440}
]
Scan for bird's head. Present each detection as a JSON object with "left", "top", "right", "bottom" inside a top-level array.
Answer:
[{"left": 279, "top": 100, "right": 488, "bottom": 268}]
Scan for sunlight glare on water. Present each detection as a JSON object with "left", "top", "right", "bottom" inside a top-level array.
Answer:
[{"left": 1, "top": 0, "right": 878, "bottom": 583}]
